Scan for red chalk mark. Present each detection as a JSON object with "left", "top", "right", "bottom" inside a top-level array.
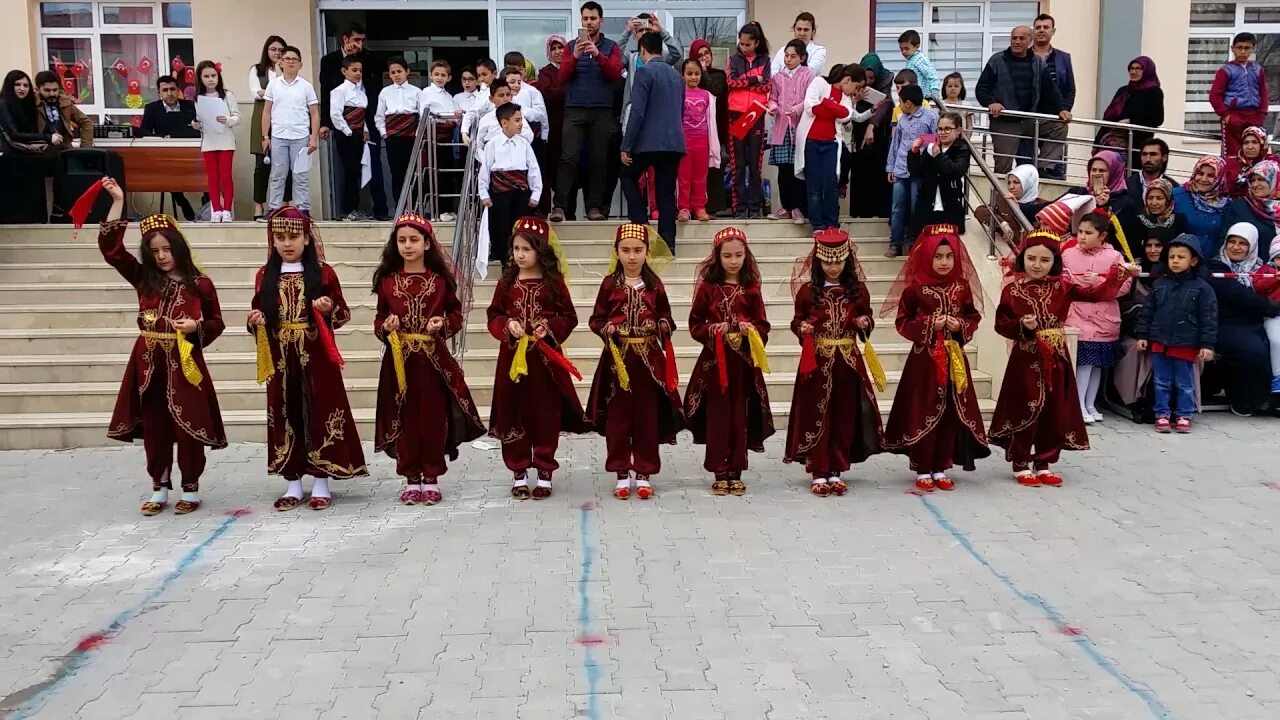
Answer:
[
  {"left": 74, "top": 633, "right": 109, "bottom": 653},
  {"left": 574, "top": 634, "right": 606, "bottom": 646},
  {"left": 224, "top": 507, "right": 254, "bottom": 516},
  {"left": 579, "top": 501, "right": 598, "bottom": 511},
  {"left": 1264, "top": 482, "right": 1280, "bottom": 492},
  {"left": 1059, "top": 625, "right": 1086, "bottom": 637},
  {"left": 905, "top": 488, "right": 928, "bottom": 496}
]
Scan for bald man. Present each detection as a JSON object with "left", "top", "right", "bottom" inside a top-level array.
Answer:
[{"left": 975, "top": 24, "right": 1070, "bottom": 173}]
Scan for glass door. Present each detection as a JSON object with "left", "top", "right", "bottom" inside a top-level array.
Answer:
[
  {"left": 666, "top": 8, "right": 746, "bottom": 67},
  {"left": 495, "top": 8, "right": 573, "bottom": 71}
]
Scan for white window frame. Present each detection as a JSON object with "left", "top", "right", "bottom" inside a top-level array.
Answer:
[
  {"left": 35, "top": 1, "right": 193, "bottom": 121},
  {"left": 1185, "top": 1, "right": 1280, "bottom": 133},
  {"left": 872, "top": 1, "right": 1040, "bottom": 79}
]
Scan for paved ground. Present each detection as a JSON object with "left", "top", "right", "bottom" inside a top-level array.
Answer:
[{"left": 0, "top": 414, "right": 1277, "bottom": 720}]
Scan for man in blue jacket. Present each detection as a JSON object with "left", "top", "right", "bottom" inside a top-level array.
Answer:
[
  {"left": 620, "top": 30, "right": 686, "bottom": 250},
  {"left": 1030, "top": 13, "right": 1074, "bottom": 180}
]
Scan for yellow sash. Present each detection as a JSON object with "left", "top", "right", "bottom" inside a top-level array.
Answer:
[{"left": 141, "top": 330, "right": 202, "bottom": 387}]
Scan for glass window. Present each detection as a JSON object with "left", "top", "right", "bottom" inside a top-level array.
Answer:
[
  {"left": 102, "top": 5, "right": 154, "bottom": 25},
  {"left": 874, "top": 36, "right": 907, "bottom": 74},
  {"left": 44, "top": 36, "right": 95, "bottom": 105},
  {"left": 987, "top": 1, "right": 1040, "bottom": 25},
  {"left": 1192, "top": 3, "right": 1239, "bottom": 25},
  {"left": 874, "top": 1, "right": 1037, "bottom": 81},
  {"left": 1186, "top": 36, "right": 1229, "bottom": 103},
  {"left": 933, "top": 5, "right": 982, "bottom": 24},
  {"left": 1186, "top": 4, "right": 1280, "bottom": 128},
  {"left": 929, "top": 33, "right": 985, "bottom": 81},
  {"left": 162, "top": 2, "right": 191, "bottom": 28},
  {"left": 41, "top": 2, "right": 93, "bottom": 28},
  {"left": 879, "top": 2, "right": 925, "bottom": 26},
  {"left": 500, "top": 15, "right": 571, "bottom": 78},
  {"left": 100, "top": 33, "right": 159, "bottom": 108},
  {"left": 1246, "top": 6, "right": 1280, "bottom": 22},
  {"left": 674, "top": 17, "right": 738, "bottom": 69}
]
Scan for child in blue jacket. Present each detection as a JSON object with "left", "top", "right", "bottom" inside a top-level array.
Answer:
[{"left": 1134, "top": 233, "right": 1218, "bottom": 434}]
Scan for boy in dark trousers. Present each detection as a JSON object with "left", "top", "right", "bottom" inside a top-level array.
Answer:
[
  {"left": 479, "top": 103, "right": 542, "bottom": 262},
  {"left": 1134, "top": 234, "right": 1218, "bottom": 434},
  {"left": 1211, "top": 31, "right": 1269, "bottom": 158}
]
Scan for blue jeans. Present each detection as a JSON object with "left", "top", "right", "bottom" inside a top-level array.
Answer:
[
  {"left": 1152, "top": 352, "right": 1196, "bottom": 418},
  {"left": 269, "top": 136, "right": 310, "bottom": 211},
  {"left": 804, "top": 139, "right": 839, "bottom": 230},
  {"left": 889, "top": 176, "right": 921, "bottom": 249}
]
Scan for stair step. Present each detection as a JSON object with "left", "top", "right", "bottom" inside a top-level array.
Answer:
[{"left": 0, "top": 398, "right": 998, "bottom": 451}]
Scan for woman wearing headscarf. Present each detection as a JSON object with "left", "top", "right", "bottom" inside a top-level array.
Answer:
[
  {"left": 0, "top": 70, "right": 51, "bottom": 223},
  {"left": 1095, "top": 56, "right": 1165, "bottom": 170},
  {"left": 1206, "top": 221, "right": 1279, "bottom": 415},
  {"left": 1110, "top": 230, "right": 1178, "bottom": 423},
  {"left": 692, "top": 39, "right": 731, "bottom": 215},
  {"left": 1136, "top": 178, "right": 1187, "bottom": 247},
  {"left": 1067, "top": 150, "right": 1142, "bottom": 257},
  {"left": 847, "top": 53, "right": 894, "bottom": 219},
  {"left": 1218, "top": 159, "right": 1280, "bottom": 258},
  {"left": 1223, "top": 126, "right": 1278, "bottom": 198},
  {"left": 1172, "top": 156, "right": 1230, "bottom": 246},
  {"left": 975, "top": 164, "right": 1046, "bottom": 243},
  {"left": 536, "top": 35, "right": 568, "bottom": 214}
]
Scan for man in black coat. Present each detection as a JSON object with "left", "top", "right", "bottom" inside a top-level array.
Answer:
[
  {"left": 908, "top": 111, "right": 971, "bottom": 239},
  {"left": 319, "top": 23, "right": 389, "bottom": 219},
  {"left": 139, "top": 75, "right": 198, "bottom": 220},
  {"left": 1125, "top": 137, "right": 1174, "bottom": 205}
]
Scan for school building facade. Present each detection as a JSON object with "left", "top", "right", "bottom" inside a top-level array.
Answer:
[{"left": 0, "top": 0, "right": 1265, "bottom": 212}]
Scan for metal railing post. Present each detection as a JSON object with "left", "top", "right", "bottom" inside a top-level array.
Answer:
[{"left": 1032, "top": 118, "right": 1041, "bottom": 170}]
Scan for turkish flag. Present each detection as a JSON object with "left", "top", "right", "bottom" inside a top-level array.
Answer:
[
  {"left": 112, "top": 59, "right": 129, "bottom": 77},
  {"left": 137, "top": 56, "right": 153, "bottom": 75},
  {"left": 62, "top": 79, "right": 75, "bottom": 95},
  {"left": 71, "top": 59, "right": 88, "bottom": 78},
  {"left": 728, "top": 102, "right": 766, "bottom": 141},
  {"left": 54, "top": 59, "right": 67, "bottom": 78}
]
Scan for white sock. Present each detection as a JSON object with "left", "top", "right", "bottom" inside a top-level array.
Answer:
[
  {"left": 931, "top": 472, "right": 945, "bottom": 480},
  {"left": 1076, "top": 364, "right": 1094, "bottom": 415},
  {"left": 1036, "top": 469, "right": 1051, "bottom": 476},
  {"left": 407, "top": 483, "right": 423, "bottom": 492},
  {"left": 284, "top": 480, "right": 304, "bottom": 499},
  {"left": 1014, "top": 469, "right": 1032, "bottom": 477},
  {"left": 149, "top": 488, "right": 169, "bottom": 504},
  {"left": 180, "top": 492, "right": 199, "bottom": 504},
  {"left": 536, "top": 476, "right": 552, "bottom": 488},
  {"left": 636, "top": 477, "right": 652, "bottom": 488},
  {"left": 311, "top": 477, "right": 331, "bottom": 499},
  {"left": 512, "top": 476, "right": 528, "bottom": 487},
  {"left": 1084, "top": 367, "right": 1102, "bottom": 413},
  {"left": 423, "top": 482, "right": 440, "bottom": 494},
  {"left": 616, "top": 477, "right": 631, "bottom": 490}
]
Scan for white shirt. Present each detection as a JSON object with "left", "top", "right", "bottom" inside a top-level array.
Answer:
[
  {"left": 474, "top": 108, "right": 534, "bottom": 156},
  {"left": 479, "top": 133, "right": 542, "bottom": 201},
  {"left": 248, "top": 65, "right": 280, "bottom": 101},
  {"left": 264, "top": 75, "right": 319, "bottom": 140},
  {"left": 420, "top": 84, "right": 458, "bottom": 119},
  {"left": 771, "top": 41, "right": 827, "bottom": 77},
  {"left": 462, "top": 83, "right": 493, "bottom": 138},
  {"left": 453, "top": 89, "right": 482, "bottom": 116},
  {"left": 375, "top": 81, "right": 424, "bottom": 137},
  {"left": 329, "top": 81, "right": 368, "bottom": 136},
  {"left": 510, "top": 83, "right": 548, "bottom": 141},
  {"left": 199, "top": 90, "right": 240, "bottom": 152}
]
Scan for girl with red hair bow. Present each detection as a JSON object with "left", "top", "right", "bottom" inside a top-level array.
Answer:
[
  {"left": 882, "top": 224, "right": 990, "bottom": 492},
  {"left": 684, "top": 226, "right": 774, "bottom": 496},
  {"left": 249, "top": 207, "right": 367, "bottom": 511}
]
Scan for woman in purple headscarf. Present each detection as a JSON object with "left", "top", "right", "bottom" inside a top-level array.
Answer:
[
  {"left": 1095, "top": 56, "right": 1165, "bottom": 170},
  {"left": 535, "top": 34, "right": 569, "bottom": 213}
]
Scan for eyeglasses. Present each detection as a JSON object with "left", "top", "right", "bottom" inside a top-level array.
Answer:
[
  {"left": 698, "top": 49, "right": 713, "bottom": 57},
  {"left": 281, "top": 57, "right": 301, "bottom": 64},
  {"left": 938, "top": 125, "right": 958, "bottom": 132}
]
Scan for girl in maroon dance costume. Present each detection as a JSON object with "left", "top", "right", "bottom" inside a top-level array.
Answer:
[
  {"left": 586, "top": 223, "right": 686, "bottom": 500},
  {"left": 96, "top": 177, "right": 227, "bottom": 516},
  {"left": 684, "top": 226, "right": 774, "bottom": 496},
  {"left": 882, "top": 224, "right": 990, "bottom": 492},
  {"left": 250, "top": 207, "right": 367, "bottom": 511},
  {"left": 989, "top": 231, "right": 1140, "bottom": 486},
  {"left": 486, "top": 216, "right": 589, "bottom": 500},
  {"left": 784, "top": 228, "right": 885, "bottom": 496},
  {"left": 373, "top": 213, "right": 485, "bottom": 506}
]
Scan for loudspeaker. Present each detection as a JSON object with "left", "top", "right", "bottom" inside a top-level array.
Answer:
[{"left": 51, "top": 148, "right": 125, "bottom": 224}]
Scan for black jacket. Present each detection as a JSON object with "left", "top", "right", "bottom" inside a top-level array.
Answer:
[
  {"left": 0, "top": 97, "right": 45, "bottom": 152},
  {"left": 1135, "top": 235, "right": 1218, "bottom": 349},
  {"left": 909, "top": 140, "right": 970, "bottom": 234},
  {"left": 140, "top": 99, "right": 197, "bottom": 138}
]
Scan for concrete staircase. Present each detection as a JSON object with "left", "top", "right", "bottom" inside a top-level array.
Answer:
[{"left": 0, "top": 219, "right": 994, "bottom": 450}]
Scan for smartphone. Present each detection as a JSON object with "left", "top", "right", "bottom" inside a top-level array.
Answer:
[
  {"left": 577, "top": 28, "right": 591, "bottom": 44},
  {"left": 1092, "top": 178, "right": 1105, "bottom": 194},
  {"left": 637, "top": 12, "right": 651, "bottom": 29}
]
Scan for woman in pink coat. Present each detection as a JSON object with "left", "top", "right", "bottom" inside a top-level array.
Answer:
[
  {"left": 767, "top": 39, "right": 814, "bottom": 221},
  {"left": 1063, "top": 211, "right": 1133, "bottom": 423}
]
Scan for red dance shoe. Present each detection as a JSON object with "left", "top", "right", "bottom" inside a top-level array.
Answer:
[
  {"left": 934, "top": 477, "right": 955, "bottom": 491},
  {"left": 1154, "top": 417, "right": 1172, "bottom": 433},
  {"left": 914, "top": 477, "right": 935, "bottom": 492},
  {"left": 1016, "top": 473, "right": 1041, "bottom": 487},
  {"left": 829, "top": 478, "right": 848, "bottom": 496},
  {"left": 400, "top": 489, "right": 424, "bottom": 505},
  {"left": 421, "top": 486, "right": 443, "bottom": 506},
  {"left": 810, "top": 480, "right": 830, "bottom": 496},
  {"left": 1039, "top": 473, "right": 1063, "bottom": 487},
  {"left": 635, "top": 475, "right": 654, "bottom": 500}
]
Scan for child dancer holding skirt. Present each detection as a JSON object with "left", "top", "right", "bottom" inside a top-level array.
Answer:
[
  {"left": 684, "top": 226, "right": 774, "bottom": 496},
  {"left": 784, "top": 228, "right": 885, "bottom": 496},
  {"left": 373, "top": 213, "right": 485, "bottom": 506},
  {"left": 882, "top": 224, "right": 990, "bottom": 491},
  {"left": 250, "top": 208, "right": 367, "bottom": 510},
  {"left": 586, "top": 223, "right": 686, "bottom": 500}
]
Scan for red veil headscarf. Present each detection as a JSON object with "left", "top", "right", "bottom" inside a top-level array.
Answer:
[
  {"left": 263, "top": 207, "right": 342, "bottom": 369},
  {"left": 880, "top": 223, "right": 985, "bottom": 318}
]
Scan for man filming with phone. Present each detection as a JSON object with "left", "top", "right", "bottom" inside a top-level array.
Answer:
[
  {"left": 621, "top": 11, "right": 681, "bottom": 129},
  {"left": 550, "top": 0, "right": 624, "bottom": 223}
]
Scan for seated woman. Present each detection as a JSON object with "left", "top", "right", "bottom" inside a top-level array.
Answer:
[
  {"left": 1172, "top": 156, "right": 1229, "bottom": 248},
  {"left": 1224, "top": 126, "right": 1278, "bottom": 198},
  {"left": 1137, "top": 179, "right": 1187, "bottom": 247},
  {"left": 1067, "top": 150, "right": 1142, "bottom": 258},
  {"left": 1207, "top": 221, "right": 1279, "bottom": 416},
  {"left": 974, "top": 164, "right": 1048, "bottom": 245},
  {"left": 1094, "top": 56, "right": 1164, "bottom": 170},
  {"left": 1218, "top": 159, "right": 1280, "bottom": 259},
  {"left": 0, "top": 70, "right": 51, "bottom": 223}
]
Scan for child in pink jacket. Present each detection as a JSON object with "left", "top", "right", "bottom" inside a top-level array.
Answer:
[
  {"left": 767, "top": 40, "right": 814, "bottom": 221},
  {"left": 675, "top": 58, "right": 722, "bottom": 222},
  {"left": 1063, "top": 211, "right": 1133, "bottom": 423}
]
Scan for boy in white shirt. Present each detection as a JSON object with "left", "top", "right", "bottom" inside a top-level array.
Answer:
[
  {"left": 329, "top": 56, "right": 369, "bottom": 221},
  {"left": 375, "top": 56, "right": 424, "bottom": 205},
  {"left": 262, "top": 45, "right": 320, "bottom": 213},
  {"left": 453, "top": 66, "right": 482, "bottom": 116},
  {"left": 471, "top": 83, "right": 534, "bottom": 156},
  {"left": 479, "top": 103, "right": 542, "bottom": 262},
  {"left": 504, "top": 65, "right": 548, "bottom": 142},
  {"left": 420, "top": 60, "right": 463, "bottom": 220},
  {"left": 462, "top": 59, "right": 498, "bottom": 142}
]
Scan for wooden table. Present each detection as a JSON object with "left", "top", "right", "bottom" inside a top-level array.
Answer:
[{"left": 93, "top": 138, "right": 205, "bottom": 193}]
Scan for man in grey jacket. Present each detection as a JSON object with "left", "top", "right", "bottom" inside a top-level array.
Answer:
[
  {"left": 620, "top": 12, "right": 681, "bottom": 128},
  {"left": 975, "top": 25, "right": 1071, "bottom": 174}
]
